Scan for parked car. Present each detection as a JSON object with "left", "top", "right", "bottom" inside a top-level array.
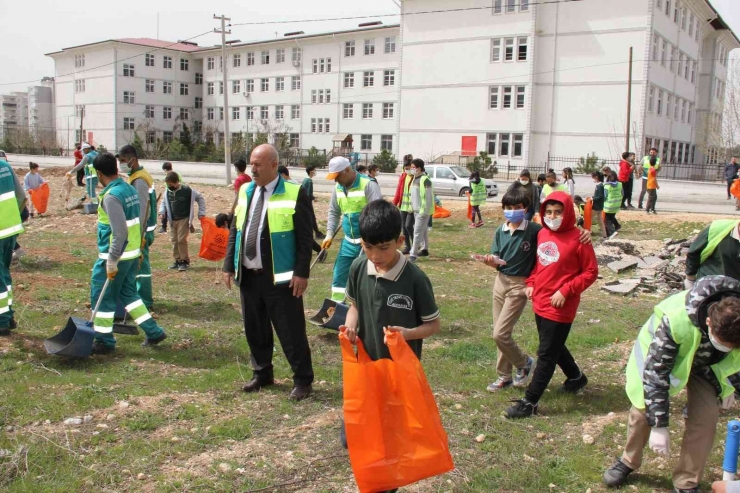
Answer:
[
  {"left": 0, "top": 150, "right": 6, "bottom": 160},
  {"left": 426, "top": 164, "right": 498, "bottom": 197}
]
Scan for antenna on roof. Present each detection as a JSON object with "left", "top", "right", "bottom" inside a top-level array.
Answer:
[{"left": 358, "top": 21, "right": 383, "bottom": 27}]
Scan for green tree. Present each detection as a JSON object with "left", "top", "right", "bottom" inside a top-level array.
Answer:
[
  {"left": 301, "top": 147, "right": 327, "bottom": 168},
  {"left": 372, "top": 149, "right": 398, "bottom": 173},
  {"left": 129, "top": 132, "right": 145, "bottom": 158},
  {"left": 179, "top": 123, "right": 193, "bottom": 154},
  {"left": 576, "top": 152, "right": 606, "bottom": 174},
  {"left": 467, "top": 151, "right": 498, "bottom": 178},
  {"left": 167, "top": 141, "right": 189, "bottom": 161}
]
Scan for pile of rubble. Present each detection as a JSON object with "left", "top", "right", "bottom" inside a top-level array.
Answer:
[{"left": 597, "top": 234, "right": 698, "bottom": 296}]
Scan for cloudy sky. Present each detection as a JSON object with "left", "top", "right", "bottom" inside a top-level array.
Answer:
[{"left": 0, "top": 0, "right": 737, "bottom": 92}]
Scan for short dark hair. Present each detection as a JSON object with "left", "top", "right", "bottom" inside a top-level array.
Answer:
[
  {"left": 591, "top": 170, "right": 604, "bottom": 181},
  {"left": 75, "top": 143, "right": 81, "bottom": 149},
  {"left": 356, "top": 164, "right": 367, "bottom": 173},
  {"left": 215, "top": 213, "right": 232, "bottom": 229},
  {"left": 546, "top": 171, "right": 557, "bottom": 179},
  {"left": 573, "top": 195, "right": 584, "bottom": 205},
  {"left": 622, "top": 151, "right": 631, "bottom": 160},
  {"left": 411, "top": 158, "right": 425, "bottom": 171},
  {"left": 470, "top": 170, "right": 480, "bottom": 180},
  {"left": 93, "top": 152, "right": 118, "bottom": 177},
  {"left": 165, "top": 171, "right": 181, "bottom": 183},
  {"left": 711, "top": 297, "right": 740, "bottom": 345},
  {"left": 162, "top": 162, "right": 173, "bottom": 171},
  {"left": 607, "top": 170, "right": 619, "bottom": 182},
  {"left": 278, "top": 165, "right": 290, "bottom": 177},
  {"left": 234, "top": 158, "right": 247, "bottom": 172},
  {"left": 650, "top": 157, "right": 657, "bottom": 166},
  {"left": 29, "top": 162, "right": 39, "bottom": 170},
  {"left": 117, "top": 144, "right": 137, "bottom": 159},
  {"left": 305, "top": 165, "right": 316, "bottom": 174},
  {"left": 519, "top": 169, "right": 531, "bottom": 179},
  {"left": 502, "top": 187, "right": 530, "bottom": 209},
  {"left": 359, "top": 199, "right": 402, "bottom": 245},
  {"left": 367, "top": 164, "right": 379, "bottom": 173},
  {"left": 650, "top": 147, "right": 658, "bottom": 152},
  {"left": 537, "top": 173, "right": 546, "bottom": 182}
]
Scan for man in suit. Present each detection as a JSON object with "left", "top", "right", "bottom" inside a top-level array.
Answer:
[{"left": 223, "top": 144, "right": 315, "bottom": 401}]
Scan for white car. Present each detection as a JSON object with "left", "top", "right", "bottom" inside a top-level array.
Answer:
[
  {"left": 0, "top": 150, "right": 6, "bottom": 160},
  {"left": 426, "top": 164, "right": 498, "bottom": 197}
]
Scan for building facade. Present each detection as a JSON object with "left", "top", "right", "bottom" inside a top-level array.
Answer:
[{"left": 0, "top": 92, "right": 28, "bottom": 141}]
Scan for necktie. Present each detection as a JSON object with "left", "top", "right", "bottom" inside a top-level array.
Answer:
[{"left": 245, "top": 186, "right": 266, "bottom": 261}]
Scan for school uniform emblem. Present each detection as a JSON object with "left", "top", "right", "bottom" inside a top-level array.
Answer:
[
  {"left": 387, "top": 294, "right": 413, "bottom": 310},
  {"left": 521, "top": 241, "right": 531, "bottom": 252}
]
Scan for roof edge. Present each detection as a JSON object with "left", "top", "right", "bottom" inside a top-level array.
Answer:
[{"left": 703, "top": 0, "right": 740, "bottom": 47}]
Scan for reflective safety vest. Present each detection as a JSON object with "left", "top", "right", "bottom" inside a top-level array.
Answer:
[
  {"left": 399, "top": 174, "right": 413, "bottom": 212},
  {"left": 542, "top": 183, "right": 568, "bottom": 199},
  {"left": 413, "top": 174, "right": 432, "bottom": 214},
  {"left": 603, "top": 182, "right": 623, "bottom": 214},
  {"left": 233, "top": 177, "right": 300, "bottom": 285},
  {"left": 336, "top": 174, "right": 371, "bottom": 243},
  {"left": 128, "top": 167, "right": 158, "bottom": 235},
  {"left": 700, "top": 219, "right": 740, "bottom": 264},
  {"left": 625, "top": 290, "right": 740, "bottom": 408},
  {"left": 641, "top": 156, "right": 661, "bottom": 178},
  {"left": 97, "top": 178, "right": 142, "bottom": 262},
  {"left": 0, "top": 160, "right": 23, "bottom": 240},
  {"left": 470, "top": 180, "right": 487, "bottom": 206},
  {"left": 84, "top": 151, "right": 99, "bottom": 180}
]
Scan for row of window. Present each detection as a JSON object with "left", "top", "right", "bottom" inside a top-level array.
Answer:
[
  {"left": 644, "top": 136, "right": 694, "bottom": 165},
  {"left": 139, "top": 127, "right": 203, "bottom": 144},
  {"left": 144, "top": 80, "right": 202, "bottom": 95},
  {"left": 491, "top": 37, "right": 528, "bottom": 63},
  {"left": 486, "top": 133, "right": 524, "bottom": 158},
  {"left": 717, "top": 42, "right": 730, "bottom": 67},
  {"left": 492, "top": 0, "right": 529, "bottom": 14},
  {"left": 143, "top": 53, "right": 191, "bottom": 71},
  {"left": 344, "top": 70, "right": 395, "bottom": 88},
  {"left": 206, "top": 105, "right": 300, "bottom": 121},
  {"left": 655, "top": 0, "right": 701, "bottom": 43},
  {"left": 648, "top": 85, "right": 694, "bottom": 125},
  {"left": 208, "top": 76, "right": 302, "bottom": 95},
  {"left": 207, "top": 48, "right": 302, "bottom": 70},
  {"left": 310, "top": 118, "right": 332, "bottom": 134},
  {"left": 489, "top": 85, "right": 526, "bottom": 110},
  {"left": 343, "top": 37, "right": 396, "bottom": 57},
  {"left": 123, "top": 90, "right": 204, "bottom": 108},
  {"left": 652, "top": 33, "right": 697, "bottom": 82},
  {"left": 74, "top": 54, "right": 85, "bottom": 68},
  {"left": 343, "top": 103, "right": 395, "bottom": 119}
]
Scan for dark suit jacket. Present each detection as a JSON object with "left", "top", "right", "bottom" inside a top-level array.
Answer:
[{"left": 223, "top": 178, "right": 313, "bottom": 287}]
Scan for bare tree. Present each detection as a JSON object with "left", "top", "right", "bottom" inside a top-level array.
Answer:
[{"left": 696, "top": 57, "right": 740, "bottom": 164}]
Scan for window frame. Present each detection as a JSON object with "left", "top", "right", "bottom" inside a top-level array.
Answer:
[{"left": 364, "top": 39, "right": 375, "bottom": 55}]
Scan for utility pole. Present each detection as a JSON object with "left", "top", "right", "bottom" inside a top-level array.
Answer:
[
  {"left": 214, "top": 14, "right": 232, "bottom": 185},
  {"left": 625, "top": 46, "right": 633, "bottom": 153},
  {"left": 80, "top": 110, "right": 84, "bottom": 145}
]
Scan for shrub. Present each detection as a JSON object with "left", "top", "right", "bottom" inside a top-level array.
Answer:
[
  {"left": 576, "top": 152, "right": 606, "bottom": 174},
  {"left": 467, "top": 151, "right": 498, "bottom": 179},
  {"left": 372, "top": 149, "right": 398, "bottom": 173},
  {"left": 302, "top": 147, "right": 327, "bottom": 168}
]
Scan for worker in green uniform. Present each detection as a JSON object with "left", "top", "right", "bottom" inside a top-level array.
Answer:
[
  {"left": 0, "top": 157, "right": 26, "bottom": 335},
  {"left": 685, "top": 219, "right": 740, "bottom": 289},
  {"left": 67, "top": 143, "right": 99, "bottom": 202},
  {"left": 89, "top": 153, "right": 167, "bottom": 354}
]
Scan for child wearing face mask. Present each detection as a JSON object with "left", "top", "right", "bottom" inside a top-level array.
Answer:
[
  {"left": 158, "top": 171, "right": 207, "bottom": 272},
  {"left": 603, "top": 170, "right": 623, "bottom": 238},
  {"left": 507, "top": 169, "right": 540, "bottom": 221},
  {"left": 469, "top": 171, "right": 486, "bottom": 228},
  {"left": 591, "top": 171, "right": 607, "bottom": 239},
  {"left": 505, "top": 192, "right": 598, "bottom": 419}
]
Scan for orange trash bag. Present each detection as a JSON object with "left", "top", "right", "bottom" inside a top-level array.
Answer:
[
  {"left": 340, "top": 329, "right": 454, "bottom": 493},
  {"left": 466, "top": 192, "right": 472, "bottom": 221},
  {"left": 433, "top": 205, "right": 451, "bottom": 219},
  {"left": 582, "top": 197, "right": 593, "bottom": 232},
  {"left": 29, "top": 182, "right": 50, "bottom": 215},
  {"left": 198, "top": 217, "right": 229, "bottom": 261},
  {"left": 731, "top": 179, "right": 740, "bottom": 199}
]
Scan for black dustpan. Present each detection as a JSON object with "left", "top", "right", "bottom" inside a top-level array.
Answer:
[
  {"left": 112, "top": 300, "right": 139, "bottom": 335},
  {"left": 308, "top": 298, "right": 349, "bottom": 331}
]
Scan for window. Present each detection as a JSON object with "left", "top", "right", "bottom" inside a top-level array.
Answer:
[
  {"left": 276, "top": 48, "right": 285, "bottom": 63},
  {"left": 384, "top": 70, "right": 395, "bottom": 86},
  {"left": 516, "top": 86, "right": 526, "bottom": 108},
  {"left": 292, "top": 47, "right": 302, "bottom": 65},
  {"left": 674, "top": 96, "right": 679, "bottom": 120},
  {"left": 652, "top": 34, "right": 659, "bottom": 61},
  {"left": 513, "top": 134, "right": 523, "bottom": 157},
  {"left": 487, "top": 133, "right": 497, "bottom": 155},
  {"left": 311, "top": 90, "right": 317, "bottom": 104},
  {"left": 75, "top": 105, "right": 85, "bottom": 118},
  {"left": 163, "top": 81, "right": 172, "bottom": 94},
  {"left": 344, "top": 72, "right": 355, "bottom": 88},
  {"left": 343, "top": 103, "right": 354, "bottom": 119},
  {"left": 504, "top": 38, "right": 515, "bottom": 61},
  {"left": 291, "top": 76, "right": 301, "bottom": 91},
  {"left": 75, "top": 79, "right": 85, "bottom": 93},
  {"left": 290, "top": 133, "right": 299, "bottom": 148},
  {"left": 648, "top": 86, "right": 655, "bottom": 112},
  {"left": 207, "top": 57, "right": 215, "bottom": 70},
  {"left": 489, "top": 86, "right": 499, "bottom": 109},
  {"left": 145, "top": 79, "right": 154, "bottom": 93},
  {"left": 361, "top": 134, "right": 372, "bottom": 150},
  {"left": 260, "top": 78, "right": 269, "bottom": 92},
  {"left": 261, "top": 50, "right": 270, "bottom": 65},
  {"left": 362, "top": 103, "right": 373, "bottom": 119},
  {"left": 665, "top": 0, "right": 670, "bottom": 16},
  {"left": 520, "top": 0, "right": 529, "bottom": 11},
  {"left": 500, "top": 133, "right": 510, "bottom": 156},
  {"left": 517, "top": 37, "right": 528, "bottom": 61},
  {"left": 506, "top": 0, "right": 516, "bottom": 13},
  {"left": 383, "top": 103, "right": 394, "bottom": 119},
  {"left": 502, "top": 86, "right": 513, "bottom": 109},
  {"left": 493, "top": 0, "right": 502, "bottom": 14},
  {"left": 219, "top": 107, "right": 224, "bottom": 120},
  {"left": 123, "top": 117, "right": 135, "bottom": 130},
  {"left": 363, "top": 71, "right": 374, "bottom": 87},
  {"left": 246, "top": 79, "right": 254, "bottom": 93},
  {"left": 326, "top": 89, "right": 332, "bottom": 103},
  {"left": 247, "top": 52, "right": 255, "bottom": 66},
  {"left": 195, "top": 73, "right": 203, "bottom": 85},
  {"left": 381, "top": 135, "right": 393, "bottom": 151},
  {"left": 684, "top": 56, "right": 690, "bottom": 79},
  {"left": 163, "top": 107, "right": 172, "bottom": 120},
  {"left": 317, "top": 89, "right": 324, "bottom": 104},
  {"left": 146, "top": 131, "right": 156, "bottom": 144},
  {"left": 195, "top": 97, "right": 202, "bottom": 109},
  {"left": 233, "top": 54, "right": 241, "bottom": 68},
  {"left": 163, "top": 131, "right": 173, "bottom": 143},
  {"left": 680, "top": 99, "right": 686, "bottom": 122},
  {"left": 180, "top": 83, "right": 189, "bottom": 96},
  {"left": 247, "top": 106, "right": 255, "bottom": 120},
  {"left": 180, "top": 108, "right": 189, "bottom": 120},
  {"left": 207, "top": 108, "right": 214, "bottom": 120},
  {"left": 145, "top": 105, "right": 154, "bottom": 118},
  {"left": 123, "top": 64, "right": 135, "bottom": 77},
  {"left": 276, "top": 77, "right": 284, "bottom": 91},
  {"left": 666, "top": 94, "right": 672, "bottom": 119},
  {"left": 260, "top": 106, "right": 268, "bottom": 120},
  {"left": 207, "top": 82, "right": 214, "bottom": 95},
  {"left": 123, "top": 91, "right": 135, "bottom": 104},
  {"left": 364, "top": 39, "right": 375, "bottom": 55},
  {"left": 673, "top": 3, "right": 678, "bottom": 23},
  {"left": 145, "top": 54, "right": 154, "bottom": 67},
  {"left": 678, "top": 53, "right": 684, "bottom": 77},
  {"left": 232, "top": 107, "right": 240, "bottom": 120},
  {"left": 345, "top": 41, "right": 356, "bottom": 57},
  {"left": 696, "top": 19, "right": 701, "bottom": 41},
  {"left": 75, "top": 54, "right": 85, "bottom": 68},
  {"left": 180, "top": 58, "right": 189, "bottom": 71},
  {"left": 163, "top": 56, "right": 172, "bottom": 69},
  {"left": 291, "top": 105, "right": 300, "bottom": 119},
  {"left": 232, "top": 80, "right": 240, "bottom": 94},
  {"left": 385, "top": 37, "right": 396, "bottom": 54},
  {"left": 681, "top": 7, "right": 687, "bottom": 30},
  {"left": 689, "top": 13, "right": 694, "bottom": 36},
  {"left": 491, "top": 39, "right": 501, "bottom": 62},
  {"left": 657, "top": 89, "right": 663, "bottom": 116},
  {"left": 669, "top": 46, "right": 675, "bottom": 72},
  {"left": 661, "top": 40, "right": 667, "bottom": 66},
  {"left": 691, "top": 61, "right": 696, "bottom": 83}
]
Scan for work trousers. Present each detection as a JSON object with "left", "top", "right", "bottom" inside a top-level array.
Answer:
[
  {"left": 76, "top": 168, "right": 85, "bottom": 186},
  {"left": 492, "top": 273, "right": 529, "bottom": 377},
  {"left": 169, "top": 218, "right": 190, "bottom": 261},
  {"left": 91, "top": 258, "right": 165, "bottom": 348},
  {"left": 136, "top": 231, "right": 155, "bottom": 309},
  {"left": 0, "top": 235, "right": 17, "bottom": 328},
  {"left": 331, "top": 240, "right": 362, "bottom": 302},
  {"left": 620, "top": 374, "right": 719, "bottom": 490},
  {"left": 593, "top": 210, "right": 607, "bottom": 238},
  {"left": 524, "top": 314, "right": 581, "bottom": 403},
  {"left": 638, "top": 179, "right": 647, "bottom": 207},
  {"left": 621, "top": 177, "right": 634, "bottom": 207},
  {"left": 408, "top": 212, "right": 430, "bottom": 256},
  {"left": 605, "top": 213, "right": 621, "bottom": 237},
  {"left": 399, "top": 210, "right": 412, "bottom": 252},
  {"left": 646, "top": 189, "right": 658, "bottom": 212},
  {"left": 309, "top": 202, "right": 322, "bottom": 237},
  {"left": 238, "top": 268, "right": 314, "bottom": 386},
  {"left": 86, "top": 175, "right": 98, "bottom": 203}
]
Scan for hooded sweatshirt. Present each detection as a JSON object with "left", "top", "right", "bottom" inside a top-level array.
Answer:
[{"left": 526, "top": 191, "right": 599, "bottom": 323}]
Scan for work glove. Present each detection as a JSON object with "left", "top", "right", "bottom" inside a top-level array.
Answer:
[
  {"left": 721, "top": 393, "right": 736, "bottom": 410},
  {"left": 684, "top": 278, "right": 695, "bottom": 291},
  {"left": 649, "top": 427, "right": 670, "bottom": 456},
  {"left": 106, "top": 260, "right": 118, "bottom": 281},
  {"left": 321, "top": 236, "right": 333, "bottom": 250}
]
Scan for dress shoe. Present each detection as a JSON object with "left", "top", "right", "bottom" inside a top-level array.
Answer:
[
  {"left": 141, "top": 333, "right": 167, "bottom": 347},
  {"left": 242, "top": 376, "right": 274, "bottom": 393},
  {"left": 289, "top": 384, "right": 313, "bottom": 401}
]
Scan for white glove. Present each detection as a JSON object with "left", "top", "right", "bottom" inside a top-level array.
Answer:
[
  {"left": 649, "top": 427, "right": 670, "bottom": 456},
  {"left": 722, "top": 393, "right": 736, "bottom": 410},
  {"left": 684, "top": 278, "right": 695, "bottom": 290}
]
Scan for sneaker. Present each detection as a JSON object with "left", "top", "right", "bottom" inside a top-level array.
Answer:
[
  {"left": 317, "top": 249, "right": 328, "bottom": 263},
  {"left": 409, "top": 255, "right": 418, "bottom": 263},
  {"left": 505, "top": 398, "right": 538, "bottom": 419},
  {"left": 627, "top": 204, "right": 635, "bottom": 209},
  {"left": 0, "top": 327, "right": 9, "bottom": 336},
  {"left": 673, "top": 488, "right": 700, "bottom": 493},
  {"left": 638, "top": 204, "right": 643, "bottom": 209},
  {"left": 468, "top": 223, "right": 477, "bottom": 228},
  {"left": 178, "top": 262, "right": 189, "bottom": 272},
  {"left": 141, "top": 333, "right": 167, "bottom": 348},
  {"left": 652, "top": 210, "right": 658, "bottom": 215},
  {"left": 8, "top": 317, "right": 17, "bottom": 330},
  {"left": 602, "top": 459, "right": 634, "bottom": 487},
  {"left": 419, "top": 250, "right": 429, "bottom": 257},
  {"left": 91, "top": 341, "right": 115, "bottom": 355},
  {"left": 513, "top": 357, "right": 535, "bottom": 388},
  {"left": 562, "top": 373, "right": 588, "bottom": 393},
  {"left": 608, "top": 231, "right": 619, "bottom": 239},
  {"left": 168, "top": 261, "right": 181, "bottom": 270},
  {"left": 486, "top": 376, "right": 513, "bottom": 392}
]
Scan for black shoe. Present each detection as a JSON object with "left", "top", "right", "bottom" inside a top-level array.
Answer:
[
  {"left": 638, "top": 204, "right": 643, "bottom": 209},
  {"left": 289, "top": 385, "right": 313, "bottom": 401},
  {"left": 158, "top": 227, "right": 167, "bottom": 234},
  {"left": 0, "top": 327, "right": 9, "bottom": 336},
  {"left": 141, "top": 333, "right": 167, "bottom": 347},
  {"left": 168, "top": 261, "right": 181, "bottom": 270},
  {"left": 91, "top": 341, "right": 116, "bottom": 354},
  {"left": 602, "top": 459, "right": 634, "bottom": 487},
  {"left": 317, "top": 249, "right": 328, "bottom": 263},
  {"left": 419, "top": 250, "right": 429, "bottom": 257},
  {"left": 627, "top": 204, "right": 635, "bottom": 209},
  {"left": 505, "top": 398, "right": 538, "bottom": 419},
  {"left": 177, "top": 262, "right": 189, "bottom": 272},
  {"left": 242, "top": 375, "right": 275, "bottom": 393},
  {"left": 401, "top": 248, "right": 410, "bottom": 255},
  {"left": 8, "top": 317, "right": 17, "bottom": 330},
  {"left": 563, "top": 373, "right": 588, "bottom": 393},
  {"left": 673, "top": 488, "right": 700, "bottom": 493}
]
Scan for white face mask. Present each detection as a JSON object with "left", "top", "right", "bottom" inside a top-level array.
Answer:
[
  {"left": 519, "top": 179, "right": 530, "bottom": 185},
  {"left": 709, "top": 327, "right": 733, "bottom": 353},
  {"left": 544, "top": 217, "right": 563, "bottom": 231}
]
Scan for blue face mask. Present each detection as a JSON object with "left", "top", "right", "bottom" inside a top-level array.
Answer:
[{"left": 504, "top": 209, "right": 526, "bottom": 223}]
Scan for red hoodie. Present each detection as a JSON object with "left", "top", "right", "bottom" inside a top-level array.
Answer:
[
  {"left": 393, "top": 172, "right": 407, "bottom": 206},
  {"left": 526, "top": 192, "right": 598, "bottom": 323},
  {"left": 618, "top": 159, "right": 633, "bottom": 183}
]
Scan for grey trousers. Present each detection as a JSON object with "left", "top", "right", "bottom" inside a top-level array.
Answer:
[{"left": 410, "top": 212, "right": 429, "bottom": 256}]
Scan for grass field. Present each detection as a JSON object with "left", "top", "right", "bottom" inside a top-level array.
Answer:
[{"left": 0, "top": 171, "right": 738, "bottom": 492}]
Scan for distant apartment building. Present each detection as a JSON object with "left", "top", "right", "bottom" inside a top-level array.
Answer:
[{"left": 0, "top": 92, "right": 28, "bottom": 141}]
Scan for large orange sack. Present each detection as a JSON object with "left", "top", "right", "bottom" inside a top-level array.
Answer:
[
  {"left": 30, "top": 182, "right": 50, "bottom": 214},
  {"left": 433, "top": 205, "right": 451, "bottom": 219},
  {"left": 340, "top": 329, "right": 454, "bottom": 493},
  {"left": 731, "top": 179, "right": 740, "bottom": 199},
  {"left": 198, "top": 217, "right": 229, "bottom": 261},
  {"left": 582, "top": 197, "right": 593, "bottom": 231}
]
